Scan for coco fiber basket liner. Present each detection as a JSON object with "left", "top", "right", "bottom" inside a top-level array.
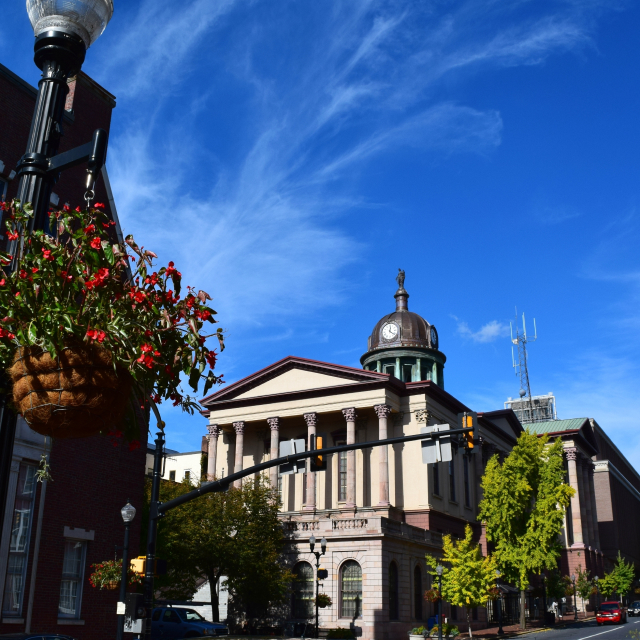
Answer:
[{"left": 9, "top": 344, "right": 131, "bottom": 439}]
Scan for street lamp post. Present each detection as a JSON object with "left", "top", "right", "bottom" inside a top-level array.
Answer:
[
  {"left": 310, "top": 536, "right": 327, "bottom": 639},
  {"left": 116, "top": 500, "right": 136, "bottom": 640},
  {"left": 571, "top": 575, "right": 578, "bottom": 622},
  {"left": 0, "top": 0, "right": 113, "bottom": 539},
  {"left": 594, "top": 576, "right": 599, "bottom": 612},
  {"left": 541, "top": 573, "right": 547, "bottom": 624},
  {"left": 436, "top": 565, "right": 444, "bottom": 640},
  {"left": 496, "top": 570, "right": 504, "bottom": 635}
]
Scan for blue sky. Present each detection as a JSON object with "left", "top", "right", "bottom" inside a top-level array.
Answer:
[{"left": 2, "top": 1, "right": 639, "bottom": 467}]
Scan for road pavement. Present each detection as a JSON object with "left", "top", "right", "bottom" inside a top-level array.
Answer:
[{"left": 515, "top": 617, "right": 640, "bottom": 640}]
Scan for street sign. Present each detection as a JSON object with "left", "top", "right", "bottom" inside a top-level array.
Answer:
[
  {"left": 420, "top": 424, "right": 452, "bottom": 464},
  {"left": 279, "top": 439, "right": 307, "bottom": 475}
]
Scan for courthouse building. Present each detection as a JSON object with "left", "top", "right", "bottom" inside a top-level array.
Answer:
[{"left": 201, "top": 276, "right": 523, "bottom": 639}]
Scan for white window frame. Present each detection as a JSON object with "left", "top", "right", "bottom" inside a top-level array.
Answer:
[{"left": 58, "top": 539, "right": 88, "bottom": 619}]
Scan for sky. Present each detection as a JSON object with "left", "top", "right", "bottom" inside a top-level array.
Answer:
[{"left": 2, "top": 1, "right": 639, "bottom": 467}]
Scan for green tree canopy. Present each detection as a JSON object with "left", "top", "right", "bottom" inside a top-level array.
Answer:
[
  {"left": 426, "top": 525, "right": 497, "bottom": 638},
  {"left": 478, "top": 431, "right": 574, "bottom": 627},
  {"left": 142, "top": 477, "right": 292, "bottom": 628},
  {"left": 599, "top": 553, "right": 635, "bottom": 601}
]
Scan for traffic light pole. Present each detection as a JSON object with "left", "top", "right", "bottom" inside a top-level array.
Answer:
[{"left": 140, "top": 425, "right": 474, "bottom": 638}]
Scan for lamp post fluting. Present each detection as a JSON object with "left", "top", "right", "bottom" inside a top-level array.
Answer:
[
  {"left": 116, "top": 500, "right": 136, "bottom": 640},
  {"left": 571, "top": 575, "right": 578, "bottom": 622},
  {"left": 310, "top": 536, "right": 327, "bottom": 639},
  {"left": 0, "top": 0, "right": 113, "bottom": 543},
  {"left": 496, "top": 570, "right": 504, "bottom": 635},
  {"left": 436, "top": 565, "right": 444, "bottom": 640}
]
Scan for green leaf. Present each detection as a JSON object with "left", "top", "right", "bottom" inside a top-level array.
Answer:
[
  {"left": 102, "top": 241, "right": 115, "bottom": 266},
  {"left": 188, "top": 367, "right": 200, "bottom": 391},
  {"left": 27, "top": 322, "right": 37, "bottom": 344}
]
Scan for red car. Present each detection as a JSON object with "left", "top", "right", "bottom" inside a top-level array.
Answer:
[{"left": 596, "top": 602, "right": 627, "bottom": 625}]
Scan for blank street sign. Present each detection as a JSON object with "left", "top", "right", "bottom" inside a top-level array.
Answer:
[
  {"left": 421, "top": 424, "right": 452, "bottom": 464},
  {"left": 279, "top": 439, "right": 307, "bottom": 475}
]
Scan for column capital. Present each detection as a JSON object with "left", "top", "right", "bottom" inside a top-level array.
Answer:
[
  {"left": 374, "top": 404, "right": 392, "bottom": 419},
  {"left": 565, "top": 447, "right": 578, "bottom": 461},
  {"left": 207, "top": 424, "right": 220, "bottom": 438},
  {"left": 233, "top": 421, "right": 245, "bottom": 434},
  {"left": 266, "top": 417, "right": 280, "bottom": 431},
  {"left": 415, "top": 408, "right": 429, "bottom": 423},
  {"left": 342, "top": 407, "right": 357, "bottom": 422},
  {"left": 303, "top": 413, "right": 318, "bottom": 428}
]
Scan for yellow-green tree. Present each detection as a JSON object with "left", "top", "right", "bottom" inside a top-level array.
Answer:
[
  {"left": 478, "top": 431, "right": 574, "bottom": 629},
  {"left": 427, "top": 525, "right": 497, "bottom": 638},
  {"left": 599, "top": 553, "right": 635, "bottom": 601}
]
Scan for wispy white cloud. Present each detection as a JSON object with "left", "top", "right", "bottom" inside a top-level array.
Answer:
[{"left": 457, "top": 319, "right": 510, "bottom": 343}]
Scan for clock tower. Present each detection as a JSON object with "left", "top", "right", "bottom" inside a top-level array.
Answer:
[{"left": 361, "top": 270, "right": 446, "bottom": 387}]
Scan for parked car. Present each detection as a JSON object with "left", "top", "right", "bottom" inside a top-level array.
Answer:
[
  {"left": 0, "top": 635, "right": 76, "bottom": 639},
  {"left": 596, "top": 602, "right": 627, "bottom": 625},
  {"left": 151, "top": 606, "right": 229, "bottom": 638},
  {"left": 629, "top": 601, "right": 640, "bottom": 617}
]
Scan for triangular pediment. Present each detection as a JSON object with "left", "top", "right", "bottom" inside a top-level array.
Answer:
[{"left": 201, "top": 356, "right": 387, "bottom": 406}]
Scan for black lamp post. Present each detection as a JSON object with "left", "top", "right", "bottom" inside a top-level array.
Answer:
[
  {"left": 496, "top": 570, "right": 504, "bottom": 635},
  {"left": 116, "top": 500, "right": 136, "bottom": 640},
  {"left": 310, "top": 535, "right": 327, "bottom": 639},
  {"left": 541, "top": 573, "right": 547, "bottom": 623},
  {"left": 571, "top": 574, "right": 578, "bottom": 621},
  {"left": 0, "top": 0, "right": 113, "bottom": 539},
  {"left": 436, "top": 565, "right": 444, "bottom": 640},
  {"left": 594, "top": 576, "right": 599, "bottom": 612}
]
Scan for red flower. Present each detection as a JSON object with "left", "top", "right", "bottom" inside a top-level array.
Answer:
[
  {"left": 128, "top": 440, "right": 140, "bottom": 452},
  {"left": 6, "top": 231, "right": 18, "bottom": 241},
  {"left": 41, "top": 248, "right": 54, "bottom": 261},
  {"left": 206, "top": 350, "right": 217, "bottom": 369},
  {"left": 94, "top": 202, "right": 105, "bottom": 209},
  {"left": 0, "top": 279, "right": 5, "bottom": 286},
  {"left": 31, "top": 268, "right": 39, "bottom": 274},
  {"left": 84, "top": 224, "right": 96, "bottom": 235},
  {"left": 165, "top": 262, "right": 181, "bottom": 278},
  {"left": 19, "top": 270, "right": 27, "bottom": 279},
  {"left": 90, "top": 237, "right": 101, "bottom": 250},
  {"left": 63, "top": 204, "right": 71, "bottom": 212}
]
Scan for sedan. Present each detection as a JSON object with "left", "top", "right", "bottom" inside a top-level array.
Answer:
[{"left": 629, "top": 601, "right": 640, "bottom": 617}]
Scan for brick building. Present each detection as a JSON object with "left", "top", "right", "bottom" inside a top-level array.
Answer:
[{"left": 0, "top": 62, "right": 147, "bottom": 638}]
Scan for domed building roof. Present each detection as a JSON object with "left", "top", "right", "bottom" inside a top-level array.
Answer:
[{"left": 365, "top": 269, "right": 438, "bottom": 354}]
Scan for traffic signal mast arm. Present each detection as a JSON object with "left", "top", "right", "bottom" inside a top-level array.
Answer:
[{"left": 153, "top": 425, "right": 474, "bottom": 518}]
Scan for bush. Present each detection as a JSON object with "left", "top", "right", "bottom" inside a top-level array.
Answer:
[
  {"left": 429, "top": 624, "right": 460, "bottom": 637},
  {"left": 409, "top": 626, "right": 428, "bottom": 636},
  {"left": 327, "top": 629, "right": 354, "bottom": 639}
]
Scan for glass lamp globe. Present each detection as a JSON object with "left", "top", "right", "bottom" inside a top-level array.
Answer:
[
  {"left": 26, "top": 0, "right": 114, "bottom": 48},
  {"left": 121, "top": 501, "right": 136, "bottom": 523}
]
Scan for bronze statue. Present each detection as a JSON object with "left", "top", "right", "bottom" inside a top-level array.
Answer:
[{"left": 396, "top": 268, "right": 405, "bottom": 290}]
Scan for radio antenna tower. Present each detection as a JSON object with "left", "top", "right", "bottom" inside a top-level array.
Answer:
[{"left": 511, "top": 310, "right": 537, "bottom": 423}]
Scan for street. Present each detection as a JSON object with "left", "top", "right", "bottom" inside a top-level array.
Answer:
[{"left": 510, "top": 619, "right": 640, "bottom": 640}]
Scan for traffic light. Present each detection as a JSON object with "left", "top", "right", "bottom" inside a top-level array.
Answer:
[
  {"left": 458, "top": 411, "right": 477, "bottom": 450},
  {"left": 309, "top": 434, "right": 327, "bottom": 472},
  {"left": 130, "top": 556, "right": 167, "bottom": 577}
]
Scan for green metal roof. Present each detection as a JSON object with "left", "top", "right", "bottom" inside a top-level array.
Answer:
[{"left": 525, "top": 418, "right": 589, "bottom": 435}]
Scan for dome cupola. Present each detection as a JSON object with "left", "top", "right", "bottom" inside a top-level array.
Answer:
[{"left": 361, "top": 270, "right": 446, "bottom": 387}]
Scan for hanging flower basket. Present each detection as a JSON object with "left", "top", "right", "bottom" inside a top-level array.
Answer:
[
  {"left": 0, "top": 200, "right": 225, "bottom": 443},
  {"left": 89, "top": 559, "right": 143, "bottom": 590},
  {"left": 424, "top": 588, "right": 441, "bottom": 603},
  {"left": 316, "top": 593, "right": 332, "bottom": 608}
]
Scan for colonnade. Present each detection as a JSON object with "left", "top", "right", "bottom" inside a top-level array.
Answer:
[{"left": 205, "top": 405, "right": 395, "bottom": 510}]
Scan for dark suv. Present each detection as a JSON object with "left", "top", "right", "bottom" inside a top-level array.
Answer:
[
  {"left": 151, "top": 607, "right": 229, "bottom": 638},
  {"left": 629, "top": 602, "right": 640, "bottom": 617}
]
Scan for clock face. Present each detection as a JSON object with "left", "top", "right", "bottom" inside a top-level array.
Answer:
[
  {"left": 381, "top": 323, "right": 399, "bottom": 341},
  {"left": 430, "top": 327, "right": 437, "bottom": 348}
]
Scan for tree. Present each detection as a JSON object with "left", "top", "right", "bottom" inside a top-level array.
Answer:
[
  {"left": 478, "top": 431, "right": 575, "bottom": 628},
  {"left": 142, "top": 477, "right": 292, "bottom": 628},
  {"left": 426, "top": 525, "right": 497, "bottom": 638},
  {"left": 575, "top": 565, "right": 594, "bottom": 612},
  {"left": 599, "top": 553, "right": 635, "bottom": 602}
]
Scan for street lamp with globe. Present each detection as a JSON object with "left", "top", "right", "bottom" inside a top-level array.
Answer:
[
  {"left": 0, "top": 0, "right": 114, "bottom": 551},
  {"left": 571, "top": 574, "right": 578, "bottom": 621},
  {"left": 436, "top": 565, "right": 444, "bottom": 640},
  {"left": 496, "top": 570, "right": 504, "bottom": 635},
  {"left": 310, "top": 536, "right": 327, "bottom": 638},
  {"left": 116, "top": 500, "right": 136, "bottom": 640}
]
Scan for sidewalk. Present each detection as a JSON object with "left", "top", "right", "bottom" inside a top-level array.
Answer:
[{"left": 471, "top": 614, "right": 596, "bottom": 638}]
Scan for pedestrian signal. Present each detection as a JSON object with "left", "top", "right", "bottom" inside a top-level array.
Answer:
[
  {"left": 458, "top": 411, "right": 477, "bottom": 449},
  {"left": 310, "top": 434, "right": 327, "bottom": 472}
]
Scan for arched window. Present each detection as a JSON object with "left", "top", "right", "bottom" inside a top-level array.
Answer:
[
  {"left": 340, "top": 560, "right": 362, "bottom": 619},
  {"left": 414, "top": 565, "right": 423, "bottom": 620},
  {"left": 389, "top": 561, "right": 399, "bottom": 620},
  {"left": 292, "top": 562, "right": 314, "bottom": 619}
]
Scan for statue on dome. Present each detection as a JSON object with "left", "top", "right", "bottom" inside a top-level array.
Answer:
[{"left": 396, "top": 268, "right": 405, "bottom": 291}]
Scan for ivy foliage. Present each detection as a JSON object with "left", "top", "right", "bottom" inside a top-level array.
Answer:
[
  {"left": 478, "top": 431, "right": 575, "bottom": 591},
  {"left": 426, "top": 525, "right": 497, "bottom": 638}
]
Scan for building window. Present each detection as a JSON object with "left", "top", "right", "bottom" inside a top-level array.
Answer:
[
  {"left": 403, "top": 364, "right": 413, "bottom": 382},
  {"left": 292, "top": 562, "right": 314, "bottom": 619},
  {"left": 449, "top": 460, "right": 456, "bottom": 502},
  {"left": 340, "top": 560, "right": 362, "bottom": 619},
  {"left": 384, "top": 364, "right": 395, "bottom": 376},
  {"left": 338, "top": 449, "right": 347, "bottom": 502},
  {"left": 302, "top": 472, "right": 307, "bottom": 505},
  {"left": 58, "top": 540, "right": 87, "bottom": 619},
  {"left": 414, "top": 565, "right": 423, "bottom": 620},
  {"left": 0, "top": 178, "right": 7, "bottom": 201},
  {"left": 433, "top": 462, "right": 440, "bottom": 496},
  {"left": 2, "top": 463, "right": 37, "bottom": 617},
  {"left": 463, "top": 456, "right": 471, "bottom": 507},
  {"left": 278, "top": 474, "right": 283, "bottom": 503},
  {"left": 184, "top": 470, "right": 190, "bottom": 482},
  {"left": 169, "top": 470, "right": 176, "bottom": 481},
  {"left": 389, "top": 561, "right": 399, "bottom": 620}
]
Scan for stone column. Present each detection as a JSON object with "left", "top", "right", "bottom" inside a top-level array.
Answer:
[
  {"left": 342, "top": 408, "right": 357, "bottom": 509},
  {"left": 587, "top": 463, "right": 601, "bottom": 550},
  {"left": 267, "top": 417, "right": 280, "bottom": 489},
  {"left": 566, "top": 448, "right": 584, "bottom": 546},
  {"left": 233, "top": 421, "right": 245, "bottom": 489},
  {"left": 580, "top": 456, "right": 595, "bottom": 548},
  {"left": 575, "top": 455, "right": 591, "bottom": 546},
  {"left": 304, "top": 413, "right": 318, "bottom": 511},
  {"left": 206, "top": 424, "right": 220, "bottom": 481},
  {"left": 374, "top": 404, "right": 392, "bottom": 507}
]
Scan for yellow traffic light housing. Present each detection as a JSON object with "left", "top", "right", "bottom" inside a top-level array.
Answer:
[
  {"left": 458, "top": 411, "right": 476, "bottom": 450},
  {"left": 310, "top": 434, "right": 327, "bottom": 472}
]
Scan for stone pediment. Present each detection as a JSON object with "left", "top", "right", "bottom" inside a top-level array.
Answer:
[{"left": 201, "top": 356, "right": 388, "bottom": 406}]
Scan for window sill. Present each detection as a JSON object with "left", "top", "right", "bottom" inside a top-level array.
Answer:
[
  {"left": 464, "top": 504, "right": 473, "bottom": 511},
  {"left": 449, "top": 500, "right": 458, "bottom": 505},
  {"left": 432, "top": 493, "right": 442, "bottom": 499},
  {"left": 2, "top": 618, "right": 24, "bottom": 624},
  {"left": 58, "top": 619, "right": 85, "bottom": 625}
]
